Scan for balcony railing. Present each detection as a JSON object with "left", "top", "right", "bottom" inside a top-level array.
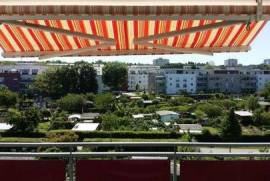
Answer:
[{"left": 1, "top": 142, "right": 270, "bottom": 181}]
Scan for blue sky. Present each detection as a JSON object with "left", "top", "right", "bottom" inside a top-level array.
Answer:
[{"left": 2, "top": 22, "right": 269, "bottom": 65}]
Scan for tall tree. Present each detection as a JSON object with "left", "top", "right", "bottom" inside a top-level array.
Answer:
[
  {"left": 220, "top": 108, "right": 242, "bottom": 141},
  {"left": 6, "top": 107, "right": 41, "bottom": 133},
  {"left": 102, "top": 62, "right": 127, "bottom": 90},
  {"left": 247, "top": 95, "right": 259, "bottom": 111},
  {"left": 74, "top": 62, "right": 98, "bottom": 93},
  {"left": 33, "top": 62, "right": 98, "bottom": 97},
  {"left": 0, "top": 86, "right": 18, "bottom": 107},
  {"left": 56, "top": 94, "right": 87, "bottom": 113}
]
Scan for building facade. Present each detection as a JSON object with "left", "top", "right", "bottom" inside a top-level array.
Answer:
[
  {"left": 128, "top": 65, "right": 160, "bottom": 91},
  {"left": 0, "top": 63, "right": 48, "bottom": 93},
  {"left": 224, "top": 59, "right": 238, "bottom": 67},
  {"left": 264, "top": 59, "right": 270, "bottom": 65},
  {"left": 256, "top": 70, "right": 270, "bottom": 91},
  {"left": 153, "top": 58, "right": 170, "bottom": 66},
  {"left": 0, "top": 72, "right": 21, "bottom": 92}
]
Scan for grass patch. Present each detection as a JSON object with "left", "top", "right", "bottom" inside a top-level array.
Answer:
[
  {"left": 0, "top": 137, "right": 43, "bottom": 142},
  {"left": 204, "top": 126, "right": 219, "bottom": 135},
  {"left": 83, "top": 138, "right": 184, "bottom": 142},
  {"left": 37, "top": 122, "right": 50, "bottom": 132}
]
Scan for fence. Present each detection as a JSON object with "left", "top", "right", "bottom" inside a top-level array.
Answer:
[{"left": 1, "top": 142, "right": 270, "bottom": 181}]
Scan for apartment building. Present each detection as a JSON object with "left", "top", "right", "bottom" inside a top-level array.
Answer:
[
  {"left": 153, "top": 58, "right": 170, "bottom": 66},
  {"left": 256, "top": 70, "right": 270, "bottom": 91},
  {"left": 0, "top": 71, "right": 21, "bottom": 92},
  {"left": 128, "top": 65, "right": 160, "bottom": 91},
  {"left": 161, "top": 68, "right": 198, "bottom": 94},
  {"left": 207, "top": 69, "right": 257, "bottom": 94},
  {"left": 224, "top": 59, "right": 238, "bottom": 67},
  {"left": 0, "top": 63, "right": 48, "bottom": 93}
]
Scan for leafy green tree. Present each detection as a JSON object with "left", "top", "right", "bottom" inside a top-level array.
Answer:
[
  {"left": 33, "top": 62, "right": 98, "bottom": 97},
  {"left": 253, "top": 108, "right": 263, "bottom": 125},
  {"left": 94, "top": 93, "right": 114, "bottom": 112},
  {"left": 102, "top": 62, "right": 127, "bottom": 90},
  {"left": 0, "top": 86, "right": 18, "bottom": 107},
  {"left": 57, "top": 94, "right": 87, "bottom": 113},
  {"left": 73, "top": 62, "right": 98, "bottom": 93},
  {"left": 260, "top": 83, "right": 270, "bottom": 99},
  {"left": 6, "top": 107, "right": 41, "bottom": 133},
  {"left": 246, "top": 95, "right": 259, "bottom": 111},
  {"left": 197, "top": 103, "right": 222, "bottom": 118},
  {"left": 261, "top": 112, "right": 270, "bottom": 125},
  {"left": 220, "top": 108, "right": 242, "bottom": 141},
  {"left": 33, "top": 68, "right": 63, "bottom": 96}
]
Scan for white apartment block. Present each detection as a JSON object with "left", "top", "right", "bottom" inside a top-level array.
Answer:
[
  {"left": 162, "top": 69, "right": 198, "bottom": 94},
  {"left": 128, "top": 65, "right": 160, "bottom": 91},
  {"left": 256, "top": 71, "right": 270, "bottom": 91}
]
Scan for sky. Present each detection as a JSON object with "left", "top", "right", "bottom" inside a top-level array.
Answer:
[{"left": 1, "top": 22, "right": 270, "bottom": 65}]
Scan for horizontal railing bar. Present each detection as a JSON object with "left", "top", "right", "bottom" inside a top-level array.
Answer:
[
  {"left": 0, "top": 152, "right": 270, "bottom": 158},
  {"left": 0, "top": 142, "right": 270, "bottom": 148}
]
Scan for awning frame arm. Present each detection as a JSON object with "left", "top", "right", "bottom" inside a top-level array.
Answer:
[
  {"left": 0, "top": 20, "right": 115, "bottom": 44},
  {"left": 134, "top": 20, "right": 246, "bottom": 44}
]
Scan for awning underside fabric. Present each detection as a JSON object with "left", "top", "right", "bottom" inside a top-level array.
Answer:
[
  {"left": 0, "top": 20, "right": 266, "bottom": 59},
  {"left": 0, "top": 3, "right": 268, "bottom": 59}
]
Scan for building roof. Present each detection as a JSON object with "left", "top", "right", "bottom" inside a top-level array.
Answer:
[
  {"left": 156, "top": 110, "right": 179, "bottom": 116},
  {"left": 178, "top": 124, "right": 203, "bottom": 130},
  {"left": 234, "top": 110, "right": 253, "bottom": 117},
  {"left": 132, "top": 114, "right": 145, "bottom": 119},
  {"left": 0, "top": 123, "right": 13, "bottom": 131},
  {"left": 0, "top": 1, "right": 268, "bottom": 59},
  {"left": 258, "top": 101, "right": 270, "bottom": 106},
  {"left": 68, "top": 114, "right": 81, "bottom": 120},
  {"left": 80, "top": 113, "right": 100, "bottom": 120},
  {"left": 143, "top": 100, "right": 153, "bottom": 104},
  {"left": 72, "top": 123, "right": 99, "bottom": 131}
]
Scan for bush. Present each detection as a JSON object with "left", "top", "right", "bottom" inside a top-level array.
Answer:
[
  {"left": 49, "top": 121, "right": 74, "bottom": 130},
  {"left": 57, "top": 94, "right": 86, "bottom": 113},
  {"left": 76, "top": 131, "right": 182, "bottom": 139},
  {"left": 196, "top": 103, "right": 223, "bottom": 118},
  {"left": 46, "top": 131, "right": 79, "bottom": 142}
]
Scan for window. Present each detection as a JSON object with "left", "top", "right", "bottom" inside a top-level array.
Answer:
[
  {"left": 176, "top": 83, "right": 180, "bottom": 88},
  {"left": 32, "top": 69, "right": 38, "bottom": 75},
  {"left": 21, "top": 69, "right": 29, "bottom": 75},
  {"left": 183, "top": 84, "right": 187, "bottom": 88}
]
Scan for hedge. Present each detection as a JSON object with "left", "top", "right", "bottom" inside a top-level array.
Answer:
[
  {"left": 76, "top": 131, "right": 182, "bottom": 139},
  {"left": 0, "top": 131, "right": 46, "bottom": 138},
  {"left": 2, "top": 130, "right": 270, "bottom": 142}
]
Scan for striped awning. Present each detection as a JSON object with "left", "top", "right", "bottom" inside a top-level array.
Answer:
[{"left": 0, "top": 1, "right": 269, "bottom": 59}]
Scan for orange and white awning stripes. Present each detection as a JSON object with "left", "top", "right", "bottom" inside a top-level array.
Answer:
[{"left": 0, "top": 20, "right": 266, "bottom": 57}]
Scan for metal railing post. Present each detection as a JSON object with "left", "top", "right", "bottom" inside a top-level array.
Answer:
[
  {"left": 173, "top": 145, "right": 177, "bottom": 181},
  {"left": 68, "top": 147, "right": 74, "bottom": 181}
]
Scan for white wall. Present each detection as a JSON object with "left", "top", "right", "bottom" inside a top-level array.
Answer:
[
  {"left": 165, "top": 74, "right": 197, "bottom": 94},
  {"left": 128, "top": 65, "right": 160, "bottom": 91},
  {"left": 257, "top": 74, "right": 270, "bottom": 91}
]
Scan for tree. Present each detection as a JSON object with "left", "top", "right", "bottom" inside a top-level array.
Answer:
[
  {"left": 197, "top": 103, "right": 222, "bottom": 118},
  {"left": 0, "top": 86, "right": 18, "bottom": 107},
  {"left": 57, "top": 94, "right": 87, "bottom": 113},
  {"left": 95, "top": 93, "right": 114, "bottom": 112},
  {"left": 33, "top": 62, "right": 98, "bottom": 97},
  {"left": 73, "top": 62, "right": 98, "bottom": 93},
  {"left": 102, "top": 62, "right": 127, "bottom": 90},
  {"left": 6, "top": 107, "right": 41, "bottom": 133},
  {"left": 247, "top": 95, "right": 259, "bottom": 111},
  {"left": 220, "top": 108, "right": 242, "bottom": 141}
]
